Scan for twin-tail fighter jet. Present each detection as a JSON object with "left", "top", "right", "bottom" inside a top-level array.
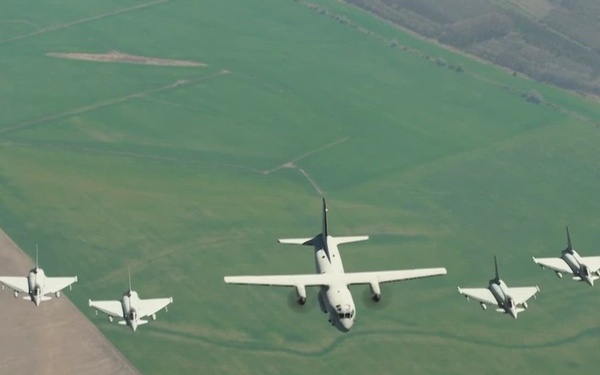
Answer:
[
  {"left": 224, "top": 198, "right": 447, "bottom": 332},
  {"left": 533, "top": 226, "right": 600, "bottom": 286},
  {"left": 458, "top": 256, "right": 539, "bottom": 319},
  {"left": 0, "top": 246, "right": 77, "bottom": 306},
  {"left": 89, "top": 268, "right": 173, "bottom": 332}
]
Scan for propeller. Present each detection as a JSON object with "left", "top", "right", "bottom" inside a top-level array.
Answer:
[
  {"left": 361, "top": 285, "right": 393, "bottom": 310},
  {"left": 286, "top": 289, "right": 315, "bottom": 313}
]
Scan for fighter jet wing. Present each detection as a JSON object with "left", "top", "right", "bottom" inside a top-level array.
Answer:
[
  {"left": 224, "top": 268, "right": 447, "bottom": 287},
  {"left": 532, "top": 257, "right": 572, "bottom": 274},
  {"left": 0, "top": 277, "right": 29, "bottom": 294},
  {"left": 508, "top": 286, "right": 540, "bottom": 305},
  {"left": 44, "top": 276, "right": 78, "bottom": 295},
  {"left": 579, "top": 256, "right": 600, "bottom": 273},
  {"left": 89, "top": 300, "right": 123, "bottom": 317},
  {"left": 457, "top": 287, "right": 497, "bottom": 305},
  {"left": 138, "top": 297, "right": 173, "bottom": 318}
]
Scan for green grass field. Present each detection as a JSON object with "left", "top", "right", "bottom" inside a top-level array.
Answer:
[{"left": 2, "top": 0, "right": 600, "bottom": 374}]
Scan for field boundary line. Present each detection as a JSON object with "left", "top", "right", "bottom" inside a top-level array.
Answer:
[
  {"left": 0, "top": 70, "right": 229, "bottom": 136},
  {"left": 263, "top": 136, "right": 349, "bottom": 174},
  {"left": 0, "top": 140, "right": 263, "bottom": 174},
  {"left": 0, "top": 0, "right": 169, "bottom": 44},
  {"left": 298, "top": 167, "right": 324, "bottom": 195}
]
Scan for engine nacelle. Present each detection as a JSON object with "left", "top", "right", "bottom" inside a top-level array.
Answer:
[
  {"left": 480, "top": 303, "right": 487, "bottom": 310},
  {"left": 556, "top": 271, "right": 563, "bottom": 279},
  {"left": 295, "top": 285, "right": 307, "bottom": 305},
  {"left": 13, "top": 290, "right": 19, "bottom": 298},
  {"left": 55, "top": 291, "right": 61, "bottom": 298},
  {"left": 522, "top": 302, "right": 528, "bottom": 309},
  {"left": 370, "top": 282, "right": 381, "bottom": 302},
  {"left": 152, "top": 314, "right": 157, "bottom": 321},
  {"left": 108, "top": 316, "right": 114, "bottom": 323}
]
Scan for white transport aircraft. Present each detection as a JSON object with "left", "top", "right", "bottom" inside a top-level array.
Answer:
[
  {"left": 533, "top": 226, "right": 600, "bottom": 286},
  {"left": 458, "top": 256, "right": 539, "bottom": 319},
  {"left": 89, "top": 268, "right": 173, "bottom": 332},
  {"left": 224, "top": 198, "right": 447, "bottom": 332},
  {"left": 0, "top": 246, "right": 77, "bottom": 306}
]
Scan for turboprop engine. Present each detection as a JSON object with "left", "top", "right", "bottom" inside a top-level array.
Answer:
[
  {"left": 152, "top": 314, "right": 157, "bottom": 321},
  {"left": 55, "top": 291, "right": 61, "bottom": 298},
  {"left": 295, "top": 285, "right": 307, "bottom": 305},
  {"left": 370, "top": 282, "right": 381, "bottom": 302}
]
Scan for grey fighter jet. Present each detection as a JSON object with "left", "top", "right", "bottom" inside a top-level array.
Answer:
[
  {"left": 224, "top": 198, "right": 447, "bottom": 332},
  {"left": 458, "top": 256, "right": 539, "bottom": 319},
  {"left": 89, "top": 269, "right": 172, "bottom": 332},
  {"left": 0, "top": 247, "right": 77, "bottom": 306},
  {"left": 533, "top": 226, "right": 600, "bottom": 286}
]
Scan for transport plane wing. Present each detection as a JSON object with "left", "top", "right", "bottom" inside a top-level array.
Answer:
[{"left": 224, "top": 268, "right": 447, "bottom": 287}]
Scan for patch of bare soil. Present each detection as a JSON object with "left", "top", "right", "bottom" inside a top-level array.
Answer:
[
  {"left": 47, "top": 51, "right": 206, "bottom": 67},
  {"left": 0, "top": 229, "right": 141, "bottom": 375}
]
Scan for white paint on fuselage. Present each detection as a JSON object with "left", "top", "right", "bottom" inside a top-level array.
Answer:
[
  {"left": 121, "top": 290, "right": 141, "bottom": 331},
  {"left": 315, "top": 236, "right": 355, "bottom": 332},
  {"left": 489, "top": 280, "right": 518, "bottom": 318},
  {"left": 563, "top": 250, "right": 594, "bottom": 285},
  {"left": 27, "top": 268, "right": 45, "bottom": 306}
]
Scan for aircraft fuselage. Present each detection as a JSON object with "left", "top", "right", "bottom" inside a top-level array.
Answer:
[
  {"left": 27, "top": 268, "right": 45, "bottom": 306},
  {"left": 561, "top": 250, "right": 594, "bottom": 285},
  {"left": 488, "top": 280, "right": 518, "bottom": 319},
  {"left": 121, "top": 291, "right": 141, "bottom": 331},
  {"left": 315, "top": 236, "right": 355, "bottom": 332}
]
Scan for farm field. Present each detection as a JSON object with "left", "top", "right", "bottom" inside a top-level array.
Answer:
[{"left": 1, "top": 0, "right": 600, "bottom": 374}]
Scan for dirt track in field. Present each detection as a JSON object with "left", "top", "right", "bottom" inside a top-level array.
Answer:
[
  {"left": 47, "top": 51, "right": 206, "bottom": 67},
  {"left": 0, "top": 228, "right": 141, "bottom": 375}
]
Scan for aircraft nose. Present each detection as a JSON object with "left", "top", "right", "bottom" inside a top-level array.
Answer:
[
  {"left": 340, "top": 318, "right": 354, "bottom": 332},
  {"left": 586, "top": 277, "right": 594, "bottom": 286},
  {"left": 509, "top": 308, "right": 517, "bottom": 319}
]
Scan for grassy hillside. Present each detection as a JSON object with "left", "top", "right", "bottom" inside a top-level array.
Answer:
[
  {"left": 1, "top": 0, "right": 600, "bottom": 374},
  {"left": 345, "top": 0, "right": 600, "bottom": 95}
]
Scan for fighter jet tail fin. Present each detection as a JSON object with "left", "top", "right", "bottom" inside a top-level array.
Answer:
[
  {"left": 128, "top": 266, "right": 132, "bottom": 293},
  {"left": 494, "top": 255, "right": 500, "bottom": 282},
  {"left": 566, "top": 226, "right": 574, "bottom": 253}
]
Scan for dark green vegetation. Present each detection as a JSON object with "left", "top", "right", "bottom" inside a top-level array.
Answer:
[
  {"left": 347, "top": 0, "right": 600, "bottom": 94},
  {"left": 1, "top": 0, "right": 600, "bottom": 373}
]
